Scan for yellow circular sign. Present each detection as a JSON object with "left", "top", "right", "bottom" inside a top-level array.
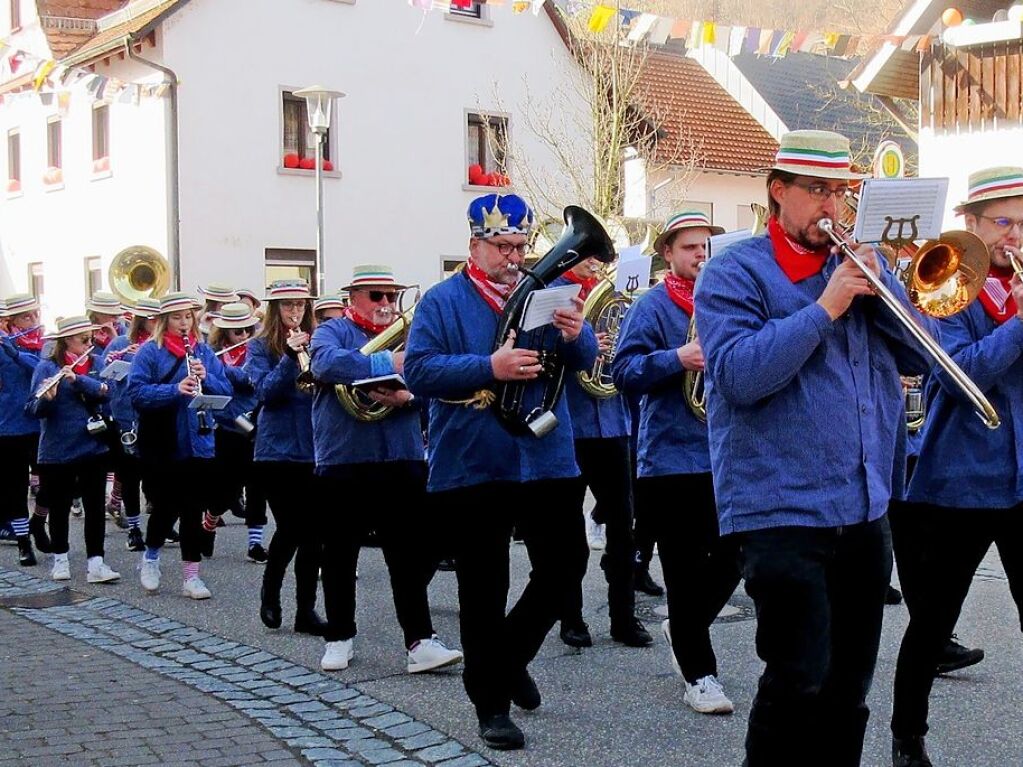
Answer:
[{"left": 874, "top": 141, "right": 905, "bottom": 178}]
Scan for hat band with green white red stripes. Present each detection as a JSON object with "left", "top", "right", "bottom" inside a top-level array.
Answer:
[
  {"left": 158, "top": 295, "right": 199, "bottom": 314},
  {"left": 350, "top": 272, "right": 397, "bottom": 287},
  {"left": 45, "top": 316, "right": 98, "bottom": 338},
  {"left": 266, "top": 283, "right": 312, "bottom": 301},
  {"left": 665, "top": 212, "right": 713, "bottom": 231},
  {"left": 968, "top": 173, "right": 1023, "bottom": 201},
  {"left": 775, "top": 147, "right": 851, "bottom": 171},
  {"left": 2, "top": 296, "right": 39, "bottom": 314}
]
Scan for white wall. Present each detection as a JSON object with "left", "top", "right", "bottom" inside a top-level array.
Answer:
[{"left": 638, "top": 165, "right": 766, "bottom": 232}]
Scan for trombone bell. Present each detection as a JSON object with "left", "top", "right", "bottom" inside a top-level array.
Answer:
[{"left": 904, "top": 231, "right": 988, "bottom": 319}]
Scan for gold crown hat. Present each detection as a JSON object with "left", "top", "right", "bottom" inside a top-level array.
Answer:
[
  {"left": 770, "top": 130, "right": 869, "bottom": 180},
  {"left": 0, "top": 293, "right": 40, "bottom": 317},
  {"left": 340, "top": 265, "right": 409, "bottom": 292},
  {"left": 43, "top": 315, "right": 100, "bottom": 340},
  {"left": 468, "top": 193, "right": 535, "bottom": 238},
  {"left": 954, "top": 166, "right": 1023, "bottom": 214}
]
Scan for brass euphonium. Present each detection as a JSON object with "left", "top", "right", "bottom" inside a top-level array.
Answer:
[
  {"left": 334, "top": 305, "right": 415, "bottom": 422},
  {"left": 576, "top": 265, "right": 631, "bottom": 398}
]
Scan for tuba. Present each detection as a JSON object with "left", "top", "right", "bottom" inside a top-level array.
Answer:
[
  {"left": 109, "top": 246, "right": 170, "bottom": 304},
  {"left": 491, "top": 206, "right": 616, "bottom": 437}
]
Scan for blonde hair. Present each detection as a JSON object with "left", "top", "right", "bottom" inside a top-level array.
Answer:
[{"left": 153, "top": 309, "right": 199, "bottom": 347}]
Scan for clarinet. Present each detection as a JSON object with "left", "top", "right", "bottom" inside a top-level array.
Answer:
[{"left": 181, "top": 333, "right": 212, "bottom": 435}]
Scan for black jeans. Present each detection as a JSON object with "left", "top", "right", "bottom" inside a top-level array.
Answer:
[
  {"left": 891, "top": 502, "right": 1023, "bottom": 739},
  {"left": 39, "top": 454, "right": 109, "bottom": 557},
  {"left": 260, "top": 461, "right": 323, "bottom": 613},
  {"left": 110, "top": 436, "right": 142, "bottom": 518},
  {"left": 638, "top": 472, "right": 740, "bottom": 682},
  {"left": 0, "top": 434, "right": 37, "bottom": 526},
  {"left": 564, "top": 437, "right": 636, "bottom": 627},
  {"left": 740, "top": 517, "right": 892, "bottom": 767},
  {"left": 211, "top": 430, "right": 267, "bottom": 527},
  {"left": 143, "top": 458, "right": 212, "bottom": 563},
  {"left": 319, "top": 461, "right": 435, "bottom": 647},
  {"left": 436, "top": 477, "right": 583, "bottom": 718}
]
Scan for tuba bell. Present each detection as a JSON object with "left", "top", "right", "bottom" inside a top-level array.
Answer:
[{"left": 109, "top": 246, "right": 170, "bottom": 304}]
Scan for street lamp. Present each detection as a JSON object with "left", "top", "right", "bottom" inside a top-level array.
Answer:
[{"left": 294, "top": 85, "right": 345, "bottom": 297}]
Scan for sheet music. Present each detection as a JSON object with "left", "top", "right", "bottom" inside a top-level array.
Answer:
[
  {"left": 99, "top": 360, "right": 131, "bottom": 381},
  {"left": 707, "top": 229, "right": 754, "bottom": 260},
  {"left": 852, "top": 178, "right": 949, "bottom": 243},
  {"left": 615, "top": 256, "right": 653, "bottom": 294},
  {"left": 520, "top": 284, "right": 582, "bottom": 332},
  {"left": 188, "top": 394, "right": 232, "bottom": 411}
]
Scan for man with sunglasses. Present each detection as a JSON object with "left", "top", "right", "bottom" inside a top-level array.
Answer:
[
  {"left": 405, "top": 193, "right": 596, "bottom": 751},
  {"left": 890, "top": 166, "right": 1023, "bottom": 767},
  {"left": 695, "top": 130, "right": 934, "bottom": 766},
  {"left": 309, "top": 265, "right": 463, "bottom": 677}
]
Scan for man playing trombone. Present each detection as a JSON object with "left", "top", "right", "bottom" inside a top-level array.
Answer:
[
  {"left": 890, "top": 166, "right": 1023, "bottom": 767},
  {"left": 695, "top": 130, "right": 935, "bottom": 767}
]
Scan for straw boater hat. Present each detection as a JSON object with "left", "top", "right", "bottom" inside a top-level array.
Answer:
[
  {"left": 85, "top": 291, "right": 123, "bottom": 316},
  {"left": 157, "top": 292, "right": 201, "bottom": 315},
  {"left": 340, "top": 265, "right": 408, "bottom": 292},
  {"left": 0, "top": 293, "right": 40, "bottom": 317},
  {"left": 770, "top": 129, "right": 869, "bottom": 181},
  {"left": 314, "top": 296, "right": 346, "bottom": 313},
  {"left": 653, "top": 211, "right": 726, "bottom": 254},
  {"left": 211, "top": 302, "right": 259, "bottom": 330},
  {"left": 43, "top": 315, "right": 99, "bottom": 340},
  {"left": 236, "top": 288, "right": 262, "bottom": 307},
  {"left": 264, "top": 279, "right": 312, "bottom": 301},
  {"left": 197, "top": 283, "right": 240, "bottom": 304},
  {"left": 128, "top": 297, "right": 162, "bottom": 318},
  {"left": 954, "top": 166, "right": 1023, "bottom": 215}
]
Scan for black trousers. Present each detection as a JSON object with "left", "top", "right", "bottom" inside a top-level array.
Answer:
[
  {"left": 0, "top": 434, "right": 37, "bottom": 526},
  {"left": 39, "top": 454, "right": 109, "bottom": 557},
  {"left": 211, "top": 430, "right": 267, "bottom": 527},
  {"left": 638, "top": 472, "right": 740, "bottom": 682},
  {"left": 143, "top": 458, "right": 212, "bottom": 563},
  {"left": 891, "top": 502, "right": 1023, "bottom": 739},
  {"left": 110, "top": 435, "right": 142, "bottom": 518},
  {"left": 437, "top": 477, "right": 583, "bottom": 718},
  {"left": 260, "top": 461, "right": 323, "bottom": 613},
  {"left": 740, "top": 517, "right": 892, "bottom": 767},
  {"left": 319, "top": 461, "right": 435, "bottom": 647},
  {"left": 564, "top": 437, "right": 636, "bottom": 627}
]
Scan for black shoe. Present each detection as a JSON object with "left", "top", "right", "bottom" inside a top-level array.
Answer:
[
  {"left": 164, "top": 526, "right": 180, "bottom": 545},
  {"left": 29, "top": 514, "right": 51, "bottom": 554},
  {"left": 247, "top": 544, "right": 268, "bottom": 563},
  {"left": 559, "top": 621, "right": 593, "bottom": 648},
  {"left": 478, "top": 713, "right": 524, "bottom": 751},
  {"left": 107, "top": 504, "right": 128, "bottom": 530},
  {"left": 293, "top": 609, "right": 328, "bottom": 636},
  {"left": 886, "top": 585, "right": 904, "bottom": 605},
  {"left": 935, "top": 635, "right": 984, "bottom": 675},
  {"left": 17, "top": 537, "right": 36, "bottom": 567},
  {"left": 260, "top": 584, "right": 282, "bottom": 629},
  {"left": 893, "top": 735, "right": 933, "bottom": 767},
  {"left": 200, "top": 530, "right": 216, "bottom": 558},
  {"left": 634, "top": 568, "right": 665, "bottom": 597},
  {"left": 510, "top": 670, "right": 541, "bottom": 711},
  {"left": 126, "top": 527, "right": 145, "bottom": 552},
  {"left": 610, "top": 617, "right": 654, "bottom": 648},
  {"left": 436, "top": 557, "right": 456, "bottom": 571}
]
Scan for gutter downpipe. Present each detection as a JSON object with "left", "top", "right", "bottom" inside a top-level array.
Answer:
[{"left": 124, "top": 38, "right": 182, "bottom": 290}]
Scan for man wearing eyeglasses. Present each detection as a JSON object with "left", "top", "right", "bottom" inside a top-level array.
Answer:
[
  {"left": 695, "top": 130, "right": 934, "bottom": 766},
  {"left": 404, "top": 193, "right": 596, "bottom": 751},
  {"left": 309, "top": 264, "right": 464, "bottom": 677},
  {"left": 890, "top": 166, "right": 1023, "bottom": 767}
]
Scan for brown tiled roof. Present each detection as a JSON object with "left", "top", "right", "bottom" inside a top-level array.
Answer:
[
  {"left": 635, "top": 51, "right": 779, "bottom": 174},
  {"left": 36, "top": 1, "right": 127, "bottom": 58},
  {"left": 59, "top": 0, "right": 188, "bottom": 65}
]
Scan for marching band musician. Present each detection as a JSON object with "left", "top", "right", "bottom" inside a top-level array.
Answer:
[
  {"left": 554, "top": 257, "right": 652, "bottom": 650},
  {"left": 197, "top": 283, "right": 240, "bottom": 340},
  {"left": 310, "top": 265, "right": 463, "bottom": 675},
  {"left": 245, "top": 280, "right": 327, "bottom": 636},
  {"left": 404, "top": 194, "right": 596, "bottom": 751},
  {"left": 127, "top": 292, "right": 233, "bottom": 600},
  {"left": 27, "top": 315, "right": 120, "bottom": 584},
  {"left": 313, "top": 295, "right": 347, "bottom": 324},
  {"left": 103, "top": 297, "right": 160, "bottom": 552},
  {"left": 695, "top": 130, "right": 934, "bottom": 767},
  {"left": 86, "top": 291, "right": 128, "bottom": 351},
  {"left": 0, "top": 294, "right": 46, "bottom": 565},
  {"left": 890, "top": 166, "right": 1023, "bottom": 767},
  {"left": 613, "top": 210, "right": 741, "bottom": 715}
]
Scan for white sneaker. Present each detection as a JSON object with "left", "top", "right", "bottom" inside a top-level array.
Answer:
[
  {"left": 71, "top": 498, "right": 83, "bottom": 518},
  {"left": 585, "top": 515, "right": 606, "bottom": 550},
  {"left": 182, "top": 576, "right": 211, "bottom": 600},
  {"left": 140, "top": 559, "right": 161, "bottom": 592},
  {"left": 407, "top": 636, "right": 464, "bottom": 674},
  {"left": 51, "top": 557, "right": 71, "bottom": 581},
  {"left": 684, "top": 675, "right": 734, "bottom": 715},
  {"left": 661, "top": 619, "right": 683, "bottom": 677},
  {"left": 87, "top": 559, "right": 121, "bottom": 584},
  {"left": 321, "top": 640, "right": 354, "bottom": 671}
]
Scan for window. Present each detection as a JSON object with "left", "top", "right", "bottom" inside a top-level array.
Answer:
[
  {"left": 281, "top": 90, "right": 331, "bottom": 169},
  {"left": 84, "top": 257, "right": 103, "bottom": 298},
  {"left": 92, "top": 105, "right": 109, "bottom": 162},
  {"left": 265, "top": 248, "right": 316, "bottom": 288},
  {"left": 10, "top": 0, "right": 20, "bottom": 30},
  {"left": 449, "top": 1, "right": 481, "bottom": 17},
  {"left": 46, "top": 118, "right": 62, "bottom": 169},
  {"left": 28, "top": 262, "right": 43, "bottom": 299},
  {"left": 442, "top": 258, "right": 466, "bottom": 278},
  {"left": 7, "top": 129, "right": 20, "bottom": 183},
  {"left": 466, "top": 112, "right": 508, "bottom": 185}
]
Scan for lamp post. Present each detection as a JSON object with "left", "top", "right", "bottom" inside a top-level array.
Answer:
[{"left": 294, "top": 85, "right": 345, "bottom": 297}]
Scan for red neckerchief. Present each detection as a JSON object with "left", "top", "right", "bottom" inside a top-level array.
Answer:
[
  {"left": 769, "top": 216, "right": 829, "bottom": 283},
  {"left": 93, "top": 327, "right": 116, "bottom": 348},
  {"left": 663, "top": 272, "right": 696, "bottom": 316},
  {"left": 562, "top": 269, "right": 600, "bottom": 301},
  {"left": 344, "top": 306, "right": 392, "bottom": 337},
  {"left": 221, "top": 344, "right": 247, "bottom": 367},
  {"left": 136, "top": 330, "right": 151, "bottom": 345},
  {"left": 13, "top": 327, "right": 43, "bottom": 351},
  {"left": 162, "top": 332, "right": 197, "bottom": 360},
  {"left": 64, "top": 350, "right": 92, "bottom": 375},
  {"left": 465, "top": 257, "right": 517, "bottom": 314},
  {"left": 978, "top": 265, "right": 1017, "bottom": 324}
]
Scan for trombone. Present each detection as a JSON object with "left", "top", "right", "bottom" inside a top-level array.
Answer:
[{"left": 34, "top": 346, "right": 95, "bottom": 399}]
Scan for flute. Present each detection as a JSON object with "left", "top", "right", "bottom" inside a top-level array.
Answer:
[
  {"left": 34, "top": 346, "right": 94, "bottom": 399},
  {"left": 214, "top": 337, "right": 252, "bottom": 358}
]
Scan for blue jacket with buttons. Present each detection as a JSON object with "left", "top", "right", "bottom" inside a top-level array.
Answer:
[
  {"left": 1, "top": 337, "right": 41, "bottom": 437},
  {"left": 244, "top": 337, "right": 315, "bottom": 464},
  {"left": 26, "top": 352, "right": 110, "bottom": 464}
]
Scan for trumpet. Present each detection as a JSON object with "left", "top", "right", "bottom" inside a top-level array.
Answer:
[
  {"left": 288, "top": 329, "right": 317, "bottom": 394},
  {"left": 1002, "top": 245, "right": 1023, "bottom": 278},
  {"left": 34, "top": 346, "right": 95, "bottom": 399},
  {"left": 181, "top": 334, "right": 212, "bottom": 435}
]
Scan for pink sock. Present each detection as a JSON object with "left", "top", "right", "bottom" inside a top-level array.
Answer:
[
  {"left": 183, "top": 561, "right": 199, "bottom": 581},
  {"left": 202, "top": 511, "right": 218, "bottom": 533},
  {"left": 109, "top": 479, "right": 123, "bottom": 507}
]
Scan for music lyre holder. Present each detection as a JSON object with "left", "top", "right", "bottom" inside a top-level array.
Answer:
[
  {"left": 851, "top": 178, "right": 950, "bottom": 247},
  {"left": 188, "top": 394, "right": 231, "bottom": 412}
]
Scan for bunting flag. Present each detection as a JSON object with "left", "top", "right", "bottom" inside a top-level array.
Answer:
[
  {"left": 32, "top": 60, "right": 56, "bottom": 91},
  {"left": 587, "top": 4, "right": 616, "bottom": 33},
  {"left": 627, "top": 12, "right": 657, "bottom": 42}
]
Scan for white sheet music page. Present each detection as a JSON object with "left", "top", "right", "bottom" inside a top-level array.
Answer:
[
  {"left": 707, "top": 229, "right": 755, "bottom": 260},
  {"left": 852, "top": 178, "right": 950, "bottom": 244},
  {"left": 520, "top": 283, "right": 582, "bottom": 332},
  {"left": 615, "top": 256, "right": 652, "bottom": 294}
]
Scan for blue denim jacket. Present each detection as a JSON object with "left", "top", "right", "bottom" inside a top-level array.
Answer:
[
  {"left": 103, "top": 335, "right": 142, "bottom": 430},
  {"left": 0, "top": 337, "right": 40, "bottom": 436},
  {"left": 695, "top": 234, "right": 935, "bottom": 534},
  {"left": 244, "top": 337, "right": 314, "bottom": 464},
  {"left": 26, "top": 353, "right": 110, "bottom": 464}
]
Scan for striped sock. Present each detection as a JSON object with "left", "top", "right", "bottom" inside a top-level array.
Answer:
[
  {"left": 247, "top": 526, "right": 264, "bottom": 547},
  {"left": 108, "top": 479, "right": 123, "bottom": 508},
  {"left": 144, "top": 547, "right": 160, "bottom": 562},
  {"left": 29, "top": 474, "right": 39, "bottom": 490},
  {"left": 11, "top": 518, "right": 29, "bottom": 537},
  {"left": 125, "top": 515, "right": 141, "bottom": 530},
  {"left": 183, "top": 561, "right": 199, "bottom": 581},
  {"left": 202, "top": 511, "right": 219, "bottom": 533},
  {"left": 33, "top": 507, "right": 48, "bottom": 519}
]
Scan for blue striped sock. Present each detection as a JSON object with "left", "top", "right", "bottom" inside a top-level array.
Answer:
[
  {"left": 11, "top": 518, "right": 29, "bottom": 537},
  {"left": 247, "top": 526, "right": 264, "bottom": 547},
  {"left": 125, "top": 515, "right": 141, "bottom": 530},
  {"left": 144, "top": 547, "right": 160, "bottom": 562}
]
